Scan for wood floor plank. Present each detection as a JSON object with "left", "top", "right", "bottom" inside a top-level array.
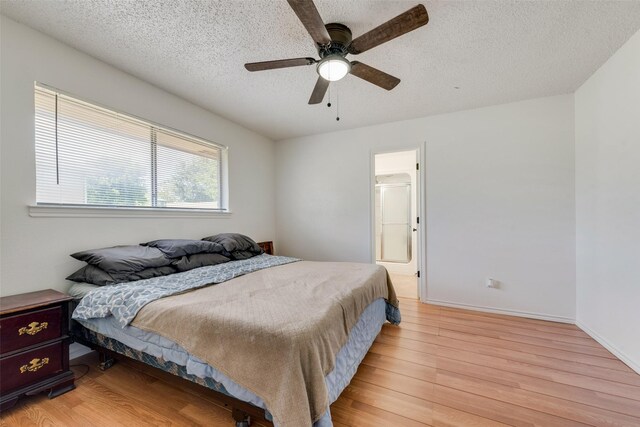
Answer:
[
  {"left": 331, "top": 398, "right": 428, "bottom": 427},
  {"left": 402, "top": 312, "right": 597, "bottom": 345},
  {"left": 432, "top": 403, "right": 512, "bottom": 427},
  {"left": 400, "top": 315, "right": 616, "bottom": 357},
  {"left": 405, "top": 302, "right": 589, "bottom": 332},
  {"left": 439, "top": 328, "right": 629, "bottom": 370},
  {"left": 178, "top": 403, "right": 237, "bottom": 426},
  {"left": 437, "top": 370, "right": 640, "bottom": 427},
  {"left": 397, "top": 319, "right": 447, "bottom": 335},
  {"left": 71, "top": 377, "right": 177, "bottom": 426},
  {"left": 341, "top": 378, "right": 434, "bottom": 424},
  {"left": 437, "top": 344, "right": 640, "bottom": 400},
  {"left": 39, "top": 394, "right": 104, "bottom": 426},
  {"left": 430, "top": 384, "right": 590, "bottom": 427},
  {"left": 118, "top": 358, "right": 271, "bottom": 425},
  {"left": 439, "top": 324, "right": 613, "bottom": 357},
  {"left": 354, "top": 363, "right": 587, "bottom": 427},
  {"left": 399, "top": 301, "right": 581, "bottom": 331},
  {"left": 381, "top": 325, "right": 640, "bottom": 386},
  {"left": 377, "top": 332, "right": 640, "bottom": 401},
  {"left": 93, "top": 362, "right": 228, "bottom": 424},
  {"left": 398, "top": 299, "right": 581, "bottom": 330},
  {"left": 361, "top": 352, "right": 437, "bottom": 381},
  {"left": 2, "top": 299, "right": 639, "bottom": 427},
  {"left": 368, "top": 341, "right": 437, "bottom": 367},
  {"left": 435, "top": 357, "right": 640, "bottom": 416},
  {"left": 0, "top": 395, "right": 99, "bottom": 427}
]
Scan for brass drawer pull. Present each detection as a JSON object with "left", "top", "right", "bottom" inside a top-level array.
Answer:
[
  {"left": 19, "top": 357, "right": 49, "bottom": 373},
  {"left": 18, "top": 321, "right": 48, "bottom": 336}
]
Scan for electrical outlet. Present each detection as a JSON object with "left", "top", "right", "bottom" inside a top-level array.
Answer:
[{"left": 486, "top": 278, "right": 499, "bottom": 288}]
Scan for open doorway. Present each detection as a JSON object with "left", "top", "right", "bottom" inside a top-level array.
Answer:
[{"left": 373, "top": 149, "right": 421, "bottom": 300}]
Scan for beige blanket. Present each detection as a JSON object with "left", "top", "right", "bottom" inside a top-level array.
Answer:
[{"left": 131, "top": 261, "right": 398, "bottom": 426}]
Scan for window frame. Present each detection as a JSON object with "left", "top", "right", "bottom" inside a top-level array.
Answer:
[{"left": 31, "top": 82, "right": 230, "bottom": 218}]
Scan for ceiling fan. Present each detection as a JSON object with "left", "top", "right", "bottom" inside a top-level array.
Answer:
[{"left": 245, "top": 0, "right": 429, "bottom": 104}]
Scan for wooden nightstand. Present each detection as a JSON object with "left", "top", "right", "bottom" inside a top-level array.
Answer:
[
  {"left": 0, "top": 289, "right": 75, "bottom": 411},
  {"left": 258, "top": 241, "right": 274, "bottom": 255}
]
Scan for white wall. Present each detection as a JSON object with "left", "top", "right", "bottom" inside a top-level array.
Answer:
[
  {"left": 575, "top": 29, "right": 640, "bottom": 372},
  {"left": 276, "top": 95, "right": 576, "bottom": 321},
  {"left": 0, "top": 16, "right": 276, "bottom": 297}
]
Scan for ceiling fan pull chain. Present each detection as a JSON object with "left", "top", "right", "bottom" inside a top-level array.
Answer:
[
  {"left": 327, "top": 80, "right": 332, "bottom": 108},
  {"left": 336, "top": 85, "right": 340, "bottom": 121}
]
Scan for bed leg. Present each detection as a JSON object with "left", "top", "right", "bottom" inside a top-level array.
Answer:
[
  {"left": 97, "top": 351, "right": 116, "bottom": 371},
  {"left": 232, "top": 407, "right": 251, "bottom": 427}
]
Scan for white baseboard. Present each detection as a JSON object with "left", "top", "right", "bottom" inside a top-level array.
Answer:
[
  {"left": 70, "top": 342, "right": 93, "bottom": 361},
  {"left": 576, "top": 321, "right": 640, "bottom": 375},
  {"left": 424, "top": 298, "right": 575, "bottom": 324}
]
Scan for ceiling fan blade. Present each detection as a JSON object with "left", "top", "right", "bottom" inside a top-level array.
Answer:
[
  {"left": 349, "top": 5, "right": 429, "bottom": 55},
  {"left": 308, "top": 76, "right": 329, "bottom": 104},
  {"left": 287, "top": 0, "right": 331, "bottom": 45},
  {"left": 350, "top": 62, "right": 400, "bottom": 90},
  {"left": 245, "top": 57, "right": 316, "bottom": 72}
]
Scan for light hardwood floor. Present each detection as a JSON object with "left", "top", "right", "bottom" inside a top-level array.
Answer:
[{"left": 2, "top": 299, "right": 640, "bottom": 426}]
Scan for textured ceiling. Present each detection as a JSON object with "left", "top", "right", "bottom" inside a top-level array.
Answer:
[{"left": 2, "top": 0, "right": 640, "bottom": 141}]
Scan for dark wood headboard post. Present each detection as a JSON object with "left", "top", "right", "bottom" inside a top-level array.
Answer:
[{"left": 257, "top": 241, "right": 274, "bottom": 255}]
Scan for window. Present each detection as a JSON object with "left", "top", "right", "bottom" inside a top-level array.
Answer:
[{"left": 34, "top": 84, "right": 226, "bottom": 211}]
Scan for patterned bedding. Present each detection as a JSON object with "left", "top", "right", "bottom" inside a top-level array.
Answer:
[{"left": 73, "top": 254, "right": 300, "bottom": 326}]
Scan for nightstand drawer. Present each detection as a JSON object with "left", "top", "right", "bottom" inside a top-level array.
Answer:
[
  {"left": 0, "top": 342, "right": 65, "bottom": 394},
  {"left": 0, "top": 306, "right": 62, "bottom": 355}
]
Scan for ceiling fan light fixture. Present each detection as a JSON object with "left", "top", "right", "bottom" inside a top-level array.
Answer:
[{"left": 317, "top": 55, "right": 351, "bottom": 81}]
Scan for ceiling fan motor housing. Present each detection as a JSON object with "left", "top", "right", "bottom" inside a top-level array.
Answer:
[{"left": 319, "top": 23, "right": 352, "bottom": 58}]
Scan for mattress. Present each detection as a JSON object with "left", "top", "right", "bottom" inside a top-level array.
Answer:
[{"left": 73, "top": 289, "right": 387, "bottom": 427}]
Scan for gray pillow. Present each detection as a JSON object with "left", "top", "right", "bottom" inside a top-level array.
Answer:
[
  {"left": 201, "top": 233, "right": 263, "bottom": 254},
  {"left": 71, "top": 245, "right": 172, "bottom": 274},
  {"left": 66, "top": 264, "right": 116, "bottom": 286},
  {"left": 172, "top": 253, "right": 231, "bottom": 272},
  {"left": 66, "top": 264, "right": 178, "bottom": 286},
  {"left": 230, "top": 250, "right": 257, "bottom": 260},
  {"left": 141, "top": 239, "right": 225, "bottom": 258},
  {"left": 115, "top": 265, "right": 177, "bottom": 281}
]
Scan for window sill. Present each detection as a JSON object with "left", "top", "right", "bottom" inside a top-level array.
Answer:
[{"left": 28, "top": 205, "right": 233, "bottom": 219}]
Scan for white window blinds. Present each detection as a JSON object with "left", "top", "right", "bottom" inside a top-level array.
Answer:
[{"left": 34, "top": 84, "right": 224, "bottom": 210}]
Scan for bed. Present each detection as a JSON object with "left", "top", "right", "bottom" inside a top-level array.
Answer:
[{"left": 67, "top": 239, "right": 400, "bottom": 427}]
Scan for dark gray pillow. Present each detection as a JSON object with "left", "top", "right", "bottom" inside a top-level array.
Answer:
[
  {"left": 141, "top": 239, "right": 225, "bottom": 258},
  {"left": 201, "top": 233, "right": 263, "bottom": 254},
  {"left": 71, "top": 245, "right": 172, "bottom": 274},
  {"left": 66, "top": 264, "right": 116, "bottom": 286},
  {"left": 172, "top": 253, "right": 231, "bottom": 272},
  {"left": 230, "top": 250, "right": 256, "bottom": 260},
  {"left": 115, "top": 265, "right": 178, "bottom": 281},
  {"left": 66, "top": 264, "right": 178, "bottom": 286}
]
